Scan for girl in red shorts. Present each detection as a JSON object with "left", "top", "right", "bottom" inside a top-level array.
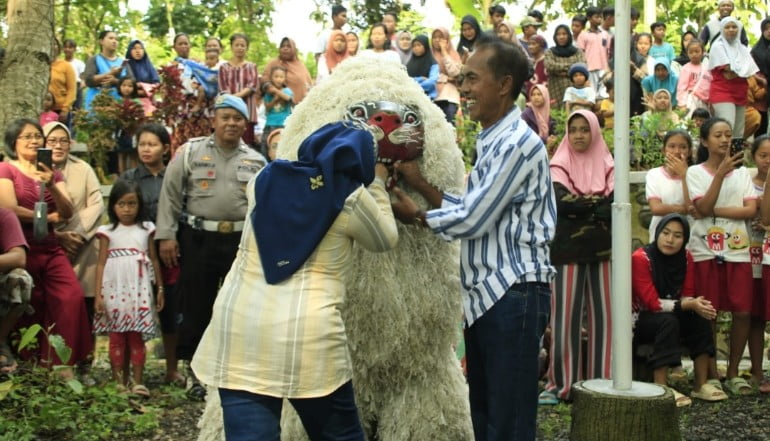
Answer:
[{"left": 687, "top": 117, "right": 756, "bottom": 396}]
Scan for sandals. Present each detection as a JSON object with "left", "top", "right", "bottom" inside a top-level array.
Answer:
[
  {"left": 750, "top": 377, "right": 770, "bottom": 394},
  {"left": 0, "top": 342, "right": 17, "bottom": 374},
  {"left": 538, "top": 390, "right": 560, "bottom": 405},
  {"left": 691, "top": 383, "right": 728, "bottom": 402},
  {"left": 725, "top": 377, "right": 754, "bottom": 396},
  {"left": 186, "top": 382, "right": 207, "bottom": 401},
  {"left": 671, "top": 388, "right": 692, "bottom": 407},
  {"left": 130, "top": 384, "right": 151, "bottom": 398}
]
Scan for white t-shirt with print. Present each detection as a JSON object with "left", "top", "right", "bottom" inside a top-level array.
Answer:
[
  {"left": 687, "top": 164, "right": 755, "bottom": 263},
  {"left": 645, "top": 166, "right": 689, "bottom": 243},
  {"left": 750, "top": 182, "right": 764, "bottom": 276}
]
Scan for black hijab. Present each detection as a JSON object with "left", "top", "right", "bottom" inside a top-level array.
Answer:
[
  {"left": 406, "top": 35, "right": 437, "bottom": 78},
  {"left": 674, "top": 31, "right": 696, "bottom": 66},
  {"left": 550, "top": 24, "right": 578, "bottom": 57},
  {"left": 643, "top": 213, "right": 690, "bottom": 300},
  {"left": 751, "top": 18, "right": 770, "bottom": 76},
  {"left": 457, "top": 15, "right": 481, "bottom": 54}
]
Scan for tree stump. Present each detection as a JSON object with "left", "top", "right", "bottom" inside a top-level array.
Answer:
[{"left": 570, "top": 379, "right": 680, "bottom": 441}]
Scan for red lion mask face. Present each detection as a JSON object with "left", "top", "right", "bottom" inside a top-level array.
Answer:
[{"left": 345, "top": 101, "right": 425, "bottom": 163}]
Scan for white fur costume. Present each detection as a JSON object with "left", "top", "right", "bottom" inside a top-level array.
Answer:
[{"left": 197, "top": 57, "right": 473, "bottom": 441}]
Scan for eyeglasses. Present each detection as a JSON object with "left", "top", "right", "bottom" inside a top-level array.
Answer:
[
  {"left": 47, "top": 138, "right": 70, "bottom": 146},
  {"left": 116, "top": 201, "right": 139, "bottom": 208},
  {"left": 18, "top": 133, "right": 43, "bottom": 141}
]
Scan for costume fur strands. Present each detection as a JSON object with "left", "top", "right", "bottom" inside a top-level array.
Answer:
[{"left": 196, "top": 56, "right": 472, "bottom": 441}]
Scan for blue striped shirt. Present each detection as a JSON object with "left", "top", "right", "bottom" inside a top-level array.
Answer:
[{"left": 426, "top": 107, "right": 557, "bottom": 326}]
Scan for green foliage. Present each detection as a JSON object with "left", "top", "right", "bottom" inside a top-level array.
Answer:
[
  {"left": 629, "top": 111, "right": 687, "bottom": 170},
  {"left": 313, "top": 0, "right": 409, "bottom": 30},
  {"left": 455, "top": 108, "right": 481, "bottom": 169},
  {"left": 398, "top": 9, "right": 429, "bottom": 36}
]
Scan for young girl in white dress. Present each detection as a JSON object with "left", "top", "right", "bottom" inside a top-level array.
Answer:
[{"left": 95, "top": 179, "right": 164, "bottom": 396}]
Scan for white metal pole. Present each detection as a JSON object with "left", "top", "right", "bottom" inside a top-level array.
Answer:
[{"left": 611, "top": 0, "right": 633, "bottom": 391}]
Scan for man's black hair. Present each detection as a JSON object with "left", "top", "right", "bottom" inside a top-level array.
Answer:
[
  {"left": 474, "top": 32, "right": 532, "bottom": 102},
  {"left": 332, "top": 4, "right": 347, "bottom": 16},
  {"left": 488, "top": 4, "right": 506, "bottom": 16},
  {"left": 572, "top": 15, "right": 588, "bottom": 25},
  {"left": 586, "top": 6, "right": 602, "bottom": 17},
  {"left": 602, "top": 6, "right": 614, "bottom": 18}
]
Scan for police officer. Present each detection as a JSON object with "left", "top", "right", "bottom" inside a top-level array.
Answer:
[{"left": 156, "top": 94, "right": 265, "bottom": 400}]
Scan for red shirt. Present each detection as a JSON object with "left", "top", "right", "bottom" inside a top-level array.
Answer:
[
  {"left": 709, "top": 66, "right": 749, "bottom": 106},
  {"left": 0, "top": 207, "right": 27, "bottom": 254},
  {"left": 631, "top": 247, "right": 695, "bottom": 313}
]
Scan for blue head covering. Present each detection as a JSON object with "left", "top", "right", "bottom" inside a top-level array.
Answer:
[
  {"left": 641, "top": 58, "right": 679, "bottom": 106},
  {"left": 252, "top": 122, "right": 377, "bottom": 284},
  {"left": 125, "top": 40, "right": 160, "bottom": 84},
  {"left": 214, "top": 94, "right": 249, "bottom": 120}
]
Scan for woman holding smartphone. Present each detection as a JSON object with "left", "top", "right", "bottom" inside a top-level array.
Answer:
[{"left": 0, "top": 119, "right": 92, "bottom": 377}]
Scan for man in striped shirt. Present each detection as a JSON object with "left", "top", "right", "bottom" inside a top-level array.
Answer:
[{"left": 392, "top": 34, "right": 556, "bottom": 441}]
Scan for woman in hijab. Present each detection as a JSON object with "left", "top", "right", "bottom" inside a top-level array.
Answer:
[
  {"left": 632, "top": 213, "right": 725, "bottom": 405},
  {"left": 191, "top": 122, "right": 397, "bottom": 440},
  {"left": 457, "top": 14, "right": 481, "bottom": 62},
  {"left": 494, "top": 21, "right": 522, "bottom": 47},
  {"left": 751, "top": 18, "right": 770, "bottom": 136},
  {"left": 431, "top": 27, "right": 462, "bottom": 124},
  {"left": 544, "top": 24, "right": 586, "bottom": 107},
  {"left": 394, "top": 30, "right": 413, "bottom": 65},
  {"left": 346, "top": 32, "right": 360, "bottom": 56},
  {"left": 316, "top": 30, "right": 349, "bottom": 84},
  {"left": 261, "top": 37, "right": 314, "bottom": 105},
  {"left": 521, "top": 84, "right": 556, "bottom": 148},
  {"left": 406, "top": 35, "right": 439, "bottom": 100},
  {"left": 125, "top": 40, "right": 160, "bottom": 115},
  {"left": 540, "top": 110, "right": 614, "bottom": 405},
  {"left": 709, "top": 16, "right": 760, "bottom": 150}
]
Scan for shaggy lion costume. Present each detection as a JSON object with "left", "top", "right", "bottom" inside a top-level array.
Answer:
[{"left": 197, "top": 56, "right": 473, "bottom": 441}]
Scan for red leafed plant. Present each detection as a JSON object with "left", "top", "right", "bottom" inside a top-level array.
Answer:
[{"left": 154, "top": 64, "right": 212, "bottom": 156}]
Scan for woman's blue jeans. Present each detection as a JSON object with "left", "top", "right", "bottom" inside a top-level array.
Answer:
[{"left": 219, "top": 381, "right": 365, "bottom": 441}]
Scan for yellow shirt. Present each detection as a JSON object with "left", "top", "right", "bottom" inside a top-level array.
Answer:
[
  {"left": 48, "top": 60, "right": 77, "bottom": 112},
  {"left": 600, "top": 99, "right": 614, "bottom": 129},
  {"left": 191, "top": 178, "right": 397, "bottom": 398}
]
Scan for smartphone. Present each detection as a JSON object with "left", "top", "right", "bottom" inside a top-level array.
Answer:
[
  {"left": 37, "top": 148, "right": 53, "bottom": 171},
  {"left": 730, "top": 142, "right": 744, "bottom": 168}
]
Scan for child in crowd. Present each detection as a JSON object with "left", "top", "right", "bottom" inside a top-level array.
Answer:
[
  {"left": 572, "top": 15, "right": 587, "bottom": 41},
  {"left": 576, "top": 6, "right": 609, "bottom": 97},
  {"left": 488, "top": 4, "right": 506, "bottom": 27},
  {"left": 204, "top": 48, "right": 220, "bottom": 70},
  {"left": 645, "top": 129, "right": 694, "bottom": 242},
  {"left": 262, "top": 66, "right": 294, "bottom": 151},
  {"left": 521, "top": 84, "right": 557, "bottom": 150},
  {"left": 687, "top": 117, "right": 756, "bottom": 396},
  {"left": 649, "top": 22, "right": 675, "bottom": 64},
  {"left": 564, "top": 63, "right": 595, "bottom": 113},
  {"left": 642, "top": 89, "right": 682, "bottom": 139},
  {"left": 120, "top": 124, "right": 184, "bottom": 387},
  {"left": 265, "top": 128, "right": 281, "bottom": 162},
  {"left": 600, "top": 78, "right": 615, "bottom": 128},
  {"left": 643, "top": 59, "right": 679, "bottom": 108},
  {"left": 40, "top": 91, "right": 59, "bottom": 127},
  {"left": 525, "top": 35, "right": 548, "bottom": 89},
  {"left": 95, "top": 179, "right": 164, "bottom": 396},
  {"left": 406, "top": 35, "right": 439, "bottom": 100},
  {"left": 116, "top": 77, "right": 143, "bottom": 174},
  {"left": 676, "top": 40, "right": 708, "bottom": 114},
  {"left": 749, "top": 136, "right": 770, "bottom": 393},
  {"left": 540, "top": 110, "right": 614, "bottom": 404},
  {"left": 689, "top": 108, "right": 711, "bottom": 161},
  {"left": 346, "top": 32, "right": 359, "bottom": 56},
  {"left": 632, "top": 214, "right": 723, "bottom": 406},
  {"left": 744, "top": 75, "right": 767, "bottom": 139}
]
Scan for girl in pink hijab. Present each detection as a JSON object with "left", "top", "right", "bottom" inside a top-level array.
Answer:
[
  {"left": 521, "top": 84, "right": 557, "bottom": 149},
  {"left": 540, "top": 110, "right": 615, "bottom": 404}
]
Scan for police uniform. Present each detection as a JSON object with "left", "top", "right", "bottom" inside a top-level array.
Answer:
[{"left": 156, "top": 134, "right": 265, "bottom": 360}]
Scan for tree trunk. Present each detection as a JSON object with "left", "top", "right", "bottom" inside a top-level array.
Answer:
[
  {"left": 0, "top": 0, "right": 54, "bottom": 147},
  {"left": 59, "top": 0, "right": 71, "bottom": 41},
  {"left": 570, "top": 381, "right": 681, "bottom": 441}
]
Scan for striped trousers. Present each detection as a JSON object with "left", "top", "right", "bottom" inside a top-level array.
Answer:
[{"left": 544, "top": 261, "right": 613, "bottom": 400}]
